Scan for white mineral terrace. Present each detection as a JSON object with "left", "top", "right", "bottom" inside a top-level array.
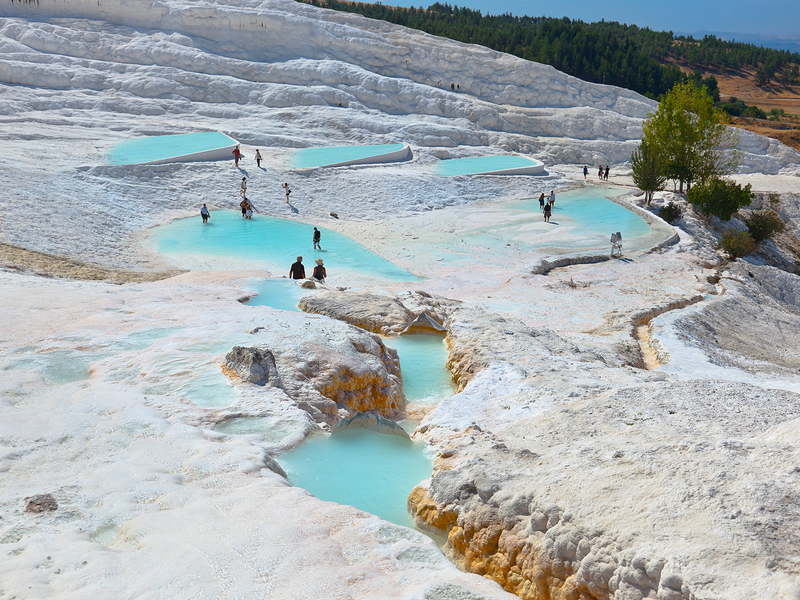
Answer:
[{"left": 1, "top": 1, "right": 800, "bottom": 599}]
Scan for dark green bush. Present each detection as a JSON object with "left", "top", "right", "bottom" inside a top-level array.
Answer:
[
  {"left": 718, "top": 230, "right": 756, "bottom": 258},
  {"left": 688, "top": 178, "right": 753, "bottom": 221},
  {"left": 658, "top": 202, "right": 683, "bottom": 223},
  {"left": 746, "top": 210, "right": 786, "bottom": 243}
]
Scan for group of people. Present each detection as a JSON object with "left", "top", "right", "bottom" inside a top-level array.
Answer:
[
  {"left": 582, "top": 165, "right": 610, "bottom": 181},
  {"left": 289, "top": 255, "right": 326, "bottom": 283},
  {"left": 232, "top": 145, "right": 264, "bottom": 169},
  {"left": 538, "top": 190, "right": 556, "bottom": 222},
  {"left": 289, "top": 228, "right": 326, "bottom": 282}
]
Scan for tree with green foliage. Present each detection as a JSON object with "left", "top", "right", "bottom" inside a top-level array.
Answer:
[
  {"left": 687, "top": 178, "right": 753, "bottom": 221},
  {"left": 745, "top": 210, "right": 786, "bottom": 243},
  {"left": 630, "top": 141, "right": 667, "bottom": 205},
  {"left": 641, "top": 81, "right": 740, "bottom": 193}
]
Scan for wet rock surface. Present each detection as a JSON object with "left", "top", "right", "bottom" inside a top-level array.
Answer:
[{"left": 224, "top": 317, "right": 405, "bottom": 424}]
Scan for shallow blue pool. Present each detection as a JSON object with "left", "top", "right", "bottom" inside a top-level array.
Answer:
[
  {"left": 279, "top": 428, "right": 432, "bottom": 528},
  {"left": 244, "top": 278, "right": 311, "bottom": 311},
  {"left": 385, "top": 334, "right": 454, "bottom": 403},
  {"left": 109, "top": 132, "right": 236, "bottom": 165},
  {"left": 292, "top": 143, "right": 406, "bottom": 169},
  {"left": 436, "top": 155, "right": 543, "bottom": 176},
  {"left": 147, "top": 210, "right": 417, "bottom": 281}
]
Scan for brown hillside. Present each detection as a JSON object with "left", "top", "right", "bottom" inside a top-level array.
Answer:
[{"left": 669, "top": 60, "right": 800, "bottom": 153}]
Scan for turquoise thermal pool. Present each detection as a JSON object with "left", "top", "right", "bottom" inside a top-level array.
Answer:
[
  {"left": 147, "top": 210, "right": 417, "bottom": 281},
  {"left": 436, "top": 155, "right": 544, "bottom": 176},
  {"left": 279, "top": 427, "right": 433, "bottom": 528},
  {"left": 292, "top": 143, "right": 408, "bottom": 169},
  {"left": 244, "top": 278, "right": 311, "bottom": 311},
  {"left": 109, "top": 132, "right": 237, "bottom": 165},
  {"left": 386, "top": 334, "right": 454, "bottom": 403}
]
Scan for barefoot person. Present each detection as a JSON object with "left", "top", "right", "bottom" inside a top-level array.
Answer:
[
  {"left": 240, "top": 177, "right": 247, "bottom": 198},
  {"left": 543, "top": 202, "right": 551, "bottom": 223},
  {"left": 313, "top": 227, "right": 321, "bottom": 250},
  {"left": 240, "top": 197, "right": 248, "bottom": 217},
  {"left": 539, "top": 193, "right": 545, "bottom": 211},
  {"left": 289, "top": 256, "right": 305, "bottom": 279},
  {"left": 200, "top": 203, "right": 209, "bottom": 223},
  {"left": 312, "top": 258, "right": 326, "bottom": 283},
  {"left": 549, "top": 190, "right": 555, "bottom": 207},
  {"left": 233, "top": 145, "right": 242, "bottom": 167},
  {"left": 255, "top": 149, "right": 262, "bottom": 168},
  {"left": 282, "top": 182, "right": 291, "bottom": 203}
]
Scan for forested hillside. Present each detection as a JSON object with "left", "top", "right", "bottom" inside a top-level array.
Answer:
[{"left": 301, "top": 0, "right": 800, "bottom": 100}]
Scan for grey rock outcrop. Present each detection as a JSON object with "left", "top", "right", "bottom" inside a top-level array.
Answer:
[{"left": 332, "top": 412, "right": 411, "bottom": 439}]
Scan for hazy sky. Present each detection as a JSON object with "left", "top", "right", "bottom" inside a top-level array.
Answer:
[{"left": 389, "top": 0, "right": 800, "bottom": 38}]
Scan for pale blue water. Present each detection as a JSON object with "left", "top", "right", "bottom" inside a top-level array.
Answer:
[
  {"left": 437, "top": 155, "right": 542, "bottom": 176},
  {"left": 509, "top": 187, "right": 651, "bottom": 241},
  {"left": 293, "top": 143, "right": 406, "bottom": 169},
  {"left": 5, "top": 328, "right": 187, "bottom": 385},
  {"left": 279, "top": 428, "right": 432, "bottom": 528},
  {"left": 385, "top": 334, "right": 454, "bottom": 403},
  {"left": 244, "top": 278, "right": 311, "bottom": 311},
  {"left": 109, "top": 132, "right": 235, "bottom": 165},
  {"left": 147, "top": 210, "right": 417, "bottom": 281}
]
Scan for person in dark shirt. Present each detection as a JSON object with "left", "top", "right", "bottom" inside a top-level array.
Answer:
[
  {"left": 313, "top": 227, "right": 321, "bottom": 250},
  {"left": 289, "top": 256, "right": 305, "bottom": 279}
]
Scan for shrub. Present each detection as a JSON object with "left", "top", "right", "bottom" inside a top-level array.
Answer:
[
  {"left": 746, "top": 209, "right": 786, "bottom": 243},
  {"left": 687, "top": 178, "right": 753, "bottom": 221},
  {"left": 718, "top": 230, "right": 756, "bottom": 258},
  {"left": 658, "top": 202, "right": 683, "bottom": 223}
]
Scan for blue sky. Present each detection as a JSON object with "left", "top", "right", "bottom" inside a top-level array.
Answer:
[{"left": 389, "top": 0, "right": 800, "bottom": 38}]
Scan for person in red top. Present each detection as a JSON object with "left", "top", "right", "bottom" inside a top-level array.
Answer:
[{"left": 232, "top": 145, "right": 242, "bottom": 167}]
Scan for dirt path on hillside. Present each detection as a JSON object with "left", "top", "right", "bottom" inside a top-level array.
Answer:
[{"left": 0, "top": 242, "right": 186, "bottom": 284}]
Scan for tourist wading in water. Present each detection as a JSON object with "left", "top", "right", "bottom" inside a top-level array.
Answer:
[
  {"left": 313, "top": 227, "right": 321, "bottom": 250},
  {"left": 200, "top": 204, "right": 209, "bottom": 223},
  {"left": 312, "top": 258, "right": 326, "bottom": 283},
  {"left": 543, "top": 202, "right": 552, "bottom": 223},
  {"left": 289, "top": 256, "right": 305, "bottom": 279},
  {"left": 539, "top": 193, "right": 545, "bottom": 211}
]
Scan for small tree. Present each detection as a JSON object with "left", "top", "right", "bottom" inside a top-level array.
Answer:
[
  {"left": 687, "top": 178, "right": 753, "bottom": 221},
  {"left": 631, "top": 142, "right": 667, "bottom": 205},
  {"left": 641, "top": 81, "right": 741, "bottom": 192},
  {"left": 718, "top": 230, "right": 756, "bottom": 258},
  {"left": 745, "top": 210, "right": 786, "bottom": 243}
]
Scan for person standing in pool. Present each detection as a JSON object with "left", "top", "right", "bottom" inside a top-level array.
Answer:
[
  {"left": 312, "top": 258, "right": 326, "bottom": 283},
  {"left": 583, "top": 166, "right": 588, "bottom": 180},
  {"left": 245, "top": 203, "right": 253, "bottom": 219},
  {"left": 233, "top": 145, "right": 242, "bottom": 167},
  {"left": 282, "top": 182, "right": 291, "bottom": 203},
  {"left": 549, "top": 190, "right": 555, "bottom": 208},
  {"left": 201, "top": 204, "right": 209, "bottom": 223},
  {"left": 539, "top": 193, "right": 546, "bottom": 211},
  {"left": 255, "top": 149, "right": 262, "bottom": 168},
  {"left": 313, "top": 227, "right": 321, "bottom": 250},
  {"left": 543, "top": 202, "right": 552, "bottom": 223},
  {"left": 289, "top": 256, "right": 305, "bottom": 279},
  {"left": 240, "top": 197, "right": 248, "bottom": 217}
]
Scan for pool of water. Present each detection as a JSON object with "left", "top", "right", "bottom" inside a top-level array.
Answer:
[
  {"left": 423, "top": 187, "right": 651, "bottom": 266},
  {"left": 385, "top": 334, "right": 454, "bottom": 403},
  {"left": 278, "top": 428, "right": 432, "bottom": 528},
  {"left": 436, "top": 155, "right": 544, "bottom": 176},
  {"left": 292, "top": 143, "right": 407, "bottom": 169},
  {"left": 146, "top": 210, "right": 417, "bottom": 281},
  {"left": 244, "top": 278, "right": 311, "bottom": 312},
  {"left": 109, "top": 132, "right": 236, "bottom": 165}
]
